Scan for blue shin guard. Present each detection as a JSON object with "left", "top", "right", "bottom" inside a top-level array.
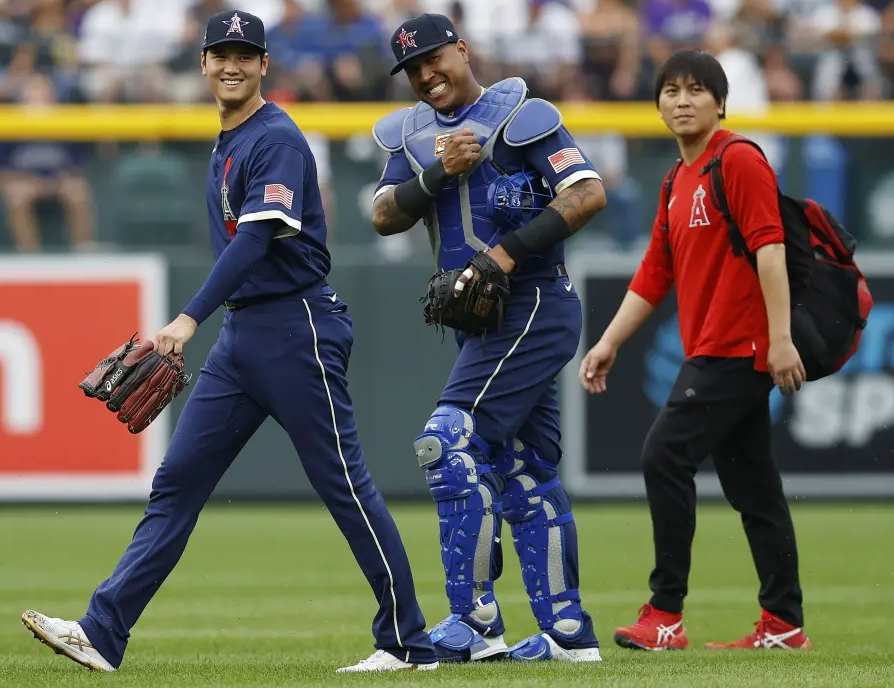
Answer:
[
  {"left": 414, "top": 406, "right": 508, "bottom": 661},
  {"left": 496, "top": 444, "right": 601, "bottom": 659}
]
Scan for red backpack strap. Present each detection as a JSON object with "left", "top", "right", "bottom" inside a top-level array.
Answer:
[{"left": 699, "top": 133, "right": 769, "bottom": 271}]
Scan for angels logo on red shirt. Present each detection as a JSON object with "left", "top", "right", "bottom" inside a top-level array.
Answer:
[
  {"left": 397, "top": 29, "right": 417, "bottom": 54},
  {"left": 689, "top": 184, "right": 711, "bottom": 227}
]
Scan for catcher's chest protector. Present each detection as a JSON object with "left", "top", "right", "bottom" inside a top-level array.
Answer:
[
  {"left": 373, "top": 77, "right": 562, "bottom": 271},
  {"left": 391, "top": 79, "right": 527, "bottom": 270}
]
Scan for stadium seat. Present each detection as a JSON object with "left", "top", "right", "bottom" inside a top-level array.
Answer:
[{"left": 106, "top": 148, "right": 198, "bottom": 247}]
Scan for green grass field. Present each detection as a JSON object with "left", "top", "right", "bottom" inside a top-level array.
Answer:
[{"left": 2, "top": 502, "right": 893, "bottom": 687}]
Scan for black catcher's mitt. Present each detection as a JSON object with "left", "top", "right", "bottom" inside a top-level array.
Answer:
[
  {"left": 421, "top": 251, "right": 511, "bottom": 336},
  {"left": 79, "top": 334, "right": 192, "bottom": 434}
]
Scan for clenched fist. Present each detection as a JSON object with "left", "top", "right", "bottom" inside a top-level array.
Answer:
[{"left": 441, "top": 128, "right": 481, "bottom": 176}]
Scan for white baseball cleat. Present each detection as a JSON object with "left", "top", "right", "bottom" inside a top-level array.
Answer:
[
  {"left": 21, "top": 610, "right": 116, "bottom": 672},
  {"left": 336, "top": 649, "right": 440, "bottom": 673}
]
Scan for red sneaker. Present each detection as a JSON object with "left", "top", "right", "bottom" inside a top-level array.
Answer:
[
  {"left": 614, "top": 604, "right": 689, "bottom": 651},
  {"left": 705, "top": 609, "right": 812, "bottom": 650}
]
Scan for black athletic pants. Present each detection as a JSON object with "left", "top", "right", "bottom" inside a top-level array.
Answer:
[{"left": 642, "top": 356, "right": 804, "bottom": 628}]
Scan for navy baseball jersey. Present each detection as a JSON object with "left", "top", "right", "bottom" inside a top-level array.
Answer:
[
  {"left": 374, "top": 124, "right": 600, "bottom": 271},
  {"left": 207, "top": 102, "right": 330, "bottom": 303}
]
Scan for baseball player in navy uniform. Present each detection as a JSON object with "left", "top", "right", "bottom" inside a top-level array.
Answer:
[
  {"left": 372, "top": 14, "right": 608, "bottom": 663},
  {"left": 21, "top": 10, "right": 438, "bottom": 675}
]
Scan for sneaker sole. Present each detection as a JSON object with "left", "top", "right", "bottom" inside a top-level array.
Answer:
[
  {"left": 21, "top": 611, "right": 114, "bottom": 672},
  {"left": 704, "top": 642, "right": 812, "bottom": 650},
  {"left": 336, "top": 661, "right": 440, "bottom": 673},
  {"left": 614, "top": 633, "right": 687, "bottom": 651},
  {"left": 562, "top": 648, "right": 603, "bottom": 662}
]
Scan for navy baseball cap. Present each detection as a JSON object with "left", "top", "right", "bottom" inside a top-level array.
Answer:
[
  {"left": 389, "top": 13, "right": 459, "bottom": 76},
  {"left": 203, "top": 10, "right": 267, "bottom": 53}
]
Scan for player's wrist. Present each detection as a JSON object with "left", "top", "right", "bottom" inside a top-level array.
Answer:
[
  {"left": 486, "top": 245, "right": 516, "bottom": 273},
  {"left": 177, "top": 313, "right": 198, "bottom": 329},
  {"left": 421, "top": 160, "right": 452, "bottom": 194},
  {"left": 599, "top": 334, "right": 621, "bottom": 352},
  {"left": 496, "top": 234, "right": 525, "bottom": 270}
]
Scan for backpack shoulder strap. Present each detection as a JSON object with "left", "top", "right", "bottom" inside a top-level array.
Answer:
[
  {"left": 660, "top": 158, "right": 683, "bottom": 255},
  {"left": 699, "top": 134, "right": 768, "bottom": 269},
  {"left": 662, "top": 158, "right": 683, "bottom": 231}
]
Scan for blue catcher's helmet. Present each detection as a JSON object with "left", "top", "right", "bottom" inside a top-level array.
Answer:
[{"left": 487, "top": 170, "right": 555, "bottom": 231}]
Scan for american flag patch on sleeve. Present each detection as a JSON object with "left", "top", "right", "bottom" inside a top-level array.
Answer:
[
  {"left": 263, "top": 183, "right": 294, "bottom": 210},
  {"left": 548, "top": 148, "right": 586, "bottom": 174}
]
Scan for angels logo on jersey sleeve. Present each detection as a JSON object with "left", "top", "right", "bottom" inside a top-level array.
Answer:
[
  {"left": 689, "top": 184, "right": 711, "bottom": 227},
  {"left": 221, "top": 156, "right": 238, "bottom": 236}
]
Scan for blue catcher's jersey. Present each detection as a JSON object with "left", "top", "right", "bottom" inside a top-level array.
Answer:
[
  {"left": 372, "top": 77, "right": 601, "bottom": 273},
  {"left": 207, "top": 102, "right": 330, "bottom": 302}
]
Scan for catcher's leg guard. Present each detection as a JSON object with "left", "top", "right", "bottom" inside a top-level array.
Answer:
[
  {"left": 414, "top": 405, "right": 509, "bottom": 662},
  {"left": 498, "top": 442, "right": 600, "bottom": 659}
]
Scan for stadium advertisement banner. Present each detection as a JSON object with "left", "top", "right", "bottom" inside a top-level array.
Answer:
[
  {"left": 0, "top": 255, "right": 168, "bottom": 501},
  {"left": 560, "top": 250, "right": 894, "bottom": 499}
]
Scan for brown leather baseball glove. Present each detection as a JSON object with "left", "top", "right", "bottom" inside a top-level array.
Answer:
[{"left": 79, "top": 334, "right": 191, "bottom": 434}]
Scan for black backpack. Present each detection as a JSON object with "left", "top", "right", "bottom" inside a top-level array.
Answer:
[{"left": 661, "top": 134, "right": 873, "bottom": 381}]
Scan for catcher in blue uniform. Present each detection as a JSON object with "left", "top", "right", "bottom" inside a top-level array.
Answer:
[{"left": 372, "top": 14, "right": 608, "bottom": 663}]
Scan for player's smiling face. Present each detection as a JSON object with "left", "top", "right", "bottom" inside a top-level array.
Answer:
[
  {"left": 658, "top": 75, "right": 724, "bottom": 138},
  {"left": 404, "top": 42, "right": 472, "bottom": 113},
  {"left": 202, "top": 43, "right": 268, "bottom": 107}
]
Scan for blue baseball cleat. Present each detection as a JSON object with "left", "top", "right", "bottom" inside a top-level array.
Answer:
[
  {"left": 507, "top": 632, "right": 603, "bottom": 662},
  {"left": 428, "top": 614, "right": 509, "bottom": 663}
]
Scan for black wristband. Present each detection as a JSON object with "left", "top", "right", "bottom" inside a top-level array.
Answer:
[
  {"left": 499, "top": 207, "right": 572, "bottom": 268},
  {"left": 421, "top": 160, "right": 450, "bottom": 194},
  {"left": 392, "top": 161, "right": 451, "bottom": 218}
]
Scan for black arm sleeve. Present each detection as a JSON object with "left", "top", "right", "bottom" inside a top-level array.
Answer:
[
  {"left": 392, "top": 160, "right": 452, "bottom": 217},
  {"left": 498, "top": 207, "right": 572, "bottom": 268}
]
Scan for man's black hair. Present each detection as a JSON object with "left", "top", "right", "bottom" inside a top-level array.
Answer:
[{"left": 654, "top": 50, "right": 729, "bottom": 119}]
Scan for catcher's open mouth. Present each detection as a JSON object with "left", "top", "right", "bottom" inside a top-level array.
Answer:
[{"left": 426, "top": 83, "right": 447, "bottom": 97}]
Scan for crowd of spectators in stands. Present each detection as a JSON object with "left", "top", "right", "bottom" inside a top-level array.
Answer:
[
  {"left": 1, "top": 0, "right": 890, "bottom": 107},
  {"left": 0, "top": 0, "right": 889, "bottom": 253}
]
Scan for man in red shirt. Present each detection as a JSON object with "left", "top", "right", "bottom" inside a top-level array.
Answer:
[{"left": 579, "top": 50, "right": 812, "bottom": 651}]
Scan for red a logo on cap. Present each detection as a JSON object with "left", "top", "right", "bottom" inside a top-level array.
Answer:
[{"left": 397, "top": 29, "right": 417, "bottom": 54}]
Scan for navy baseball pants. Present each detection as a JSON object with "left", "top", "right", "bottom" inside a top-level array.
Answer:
[
  {"left": 442, "top": 275, "right": 581, "bottom": 463},
  {"left": 78, "top": 287, "right": 437, "bottom": 667},
  {"left": 436, "top": 274, "right": 599, "bottom": 645}
]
